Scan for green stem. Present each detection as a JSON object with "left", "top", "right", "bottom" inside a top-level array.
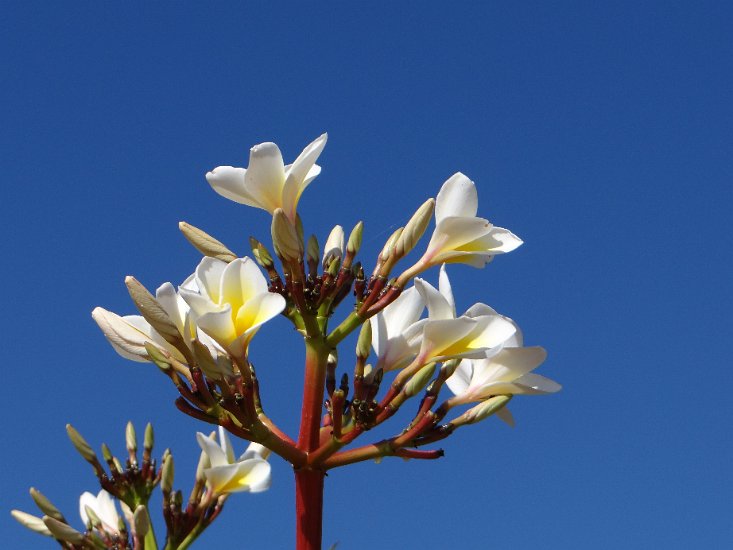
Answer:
[
  {"left": 325, "top": 311, "right": 363, "bottom": 347},
  {"left": 176, "top": 522, "right": 206, "bottom": 550},
  {"left": 143, "top": 506, "right": 158, "bottom": 550}
]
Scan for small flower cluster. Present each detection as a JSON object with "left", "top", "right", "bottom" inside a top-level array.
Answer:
[{"left": 13, "top": 422, "right": 271, "bottom": 549}]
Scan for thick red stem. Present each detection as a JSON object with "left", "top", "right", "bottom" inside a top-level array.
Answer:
[{"left": 295, "top": 468, "right": 325, "bottom": 550}]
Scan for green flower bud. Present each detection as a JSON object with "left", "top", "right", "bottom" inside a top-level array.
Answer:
[
  {"left": 65, "top": 425, "right": 97, "bottom": 464},
  {"left": 249, "top": 237, "right": 275, "bottom": 269},
  {"left": 355, "top": 322, "right": 372, "bottom": 359},
  {"left": 306, "top": 234, "right": 320, "bottom": 265},
  {"left": 395, "top": 198, "right": 434, "bottom": 258},
  {"left": 404, "top": 364, "right": 436, "bottom": 398},
  {"left": 43, "top": 516, "right": 85, "bottom": 544},
  {"left": 133, "top": 506, "right": 149, "bottom": 537},
  {"left": 346, "top": 221, "right": 364, "bottom": 255},
  {"left": 10, "top": 510, "right": 52, "bottom": 536},
  {"left": 125, "top": 421, "right": 137, "bottom": 455},
  {"left": 29, "top": 489, "right": 64, "bottom": 523},
  {"left": 143, "top": 423, "right": 154, "bottom": 453},
  {"left": 161, "top": 454, "right": 175, "bottom": 494},
  {"left": 271, "top": 208, "right": 303, "bottom": 262}
]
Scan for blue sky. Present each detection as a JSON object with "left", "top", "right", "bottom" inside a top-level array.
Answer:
[{"left": 2, "top": 2, "right": 731, "bottom": 548}]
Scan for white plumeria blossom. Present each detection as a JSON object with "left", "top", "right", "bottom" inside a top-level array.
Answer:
[
  {"left": 422, "top": 173, "right": 523, "bottom": 268},
  {"left": 206, "top": 134, "right": 327, "bottom": 222},
  {"left": 92, "top": 281, "right": 227, "bottom": 370},
  {"left": 195, "top": 427, "right": 272, "bottom": 495},
  {"left": 412, "top": 265, "right": 517, "bottom": 365},
  {"left": 178, "top": 257, "right": 286, "bottom": 357},
  {"left": 446, "top": 321, "right": 560, "bottom": 426},
  {"left": 370, "top": 287, "right": 428, "bottom": 371},
  {"left": 79, "top": 490, "right": 120, "bottom": 534}
]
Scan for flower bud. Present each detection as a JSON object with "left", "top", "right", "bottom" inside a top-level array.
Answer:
[
  {"left": 395, "top": 198, "right": 434, "bottom": 258},
  {"left": 249, "top": 237, "right": 275, "bottom": 269},
  {"left": 355, "top": 322, "right": 371, "bottom": 359},
  {"left": 125, "top": 276, "right": 183, "bottom": 348},
  {"left": 323, "top": 225, "right": 344, "bottom": 267},
  {"left": 10, "top": 510, "right": 52, "bottom": 536},
  {"left": 83, "top": 505, "right": 102, "bottom": 530},
  {"left": 133, "top": 506, "right": 150, "bottom": 538},
  {"left": 161, "top": 454, "right": 175, "bottom": 494},
  {"left": 179, "top": 221, "right": 237, "bottom": 263},
  {"left": 43, "top": 517, "right": 85, "bottom": 544},
  {"left": 404, "top": 364, "right": 436, "bottom": 398},
  {"left": 143, "top": 423, "right": 154, "bottom": 454},
  {"left": 306, "top": 235, "right": 320, "bottom": 266},
  {"left": 101, "top": 443, "right": 114, "bottom": 464},
  {"left": 66, "top": 425, "right": 97, "bottom": 464},
  {"left": 271, "top": 208, "right": 303, "bottom": 262},
  {"left": 29, "top": 489, "right": 64, "bottom": 522},
  {"left": 380, "top": 227, "right": 404, "bottom": 261},
  {"left": 458, "top": 395, "right": 513, "bottom": 426},
  {"left": 144, "top": 342, "right": 171, "bottom": 371},
  {"left": 346, "top": 221, "right": 364, "bottom": 256},
  {"left": 125, "top": 421, "right": 137, "bottom": 455}
]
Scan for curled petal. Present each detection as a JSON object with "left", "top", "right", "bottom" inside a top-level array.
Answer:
[
  {"left": 204, "top": 459, "right": 272, "bottom": 494},
  {"left": 206, "top": 166, "right": 262, "bottom": 208},
  {"left": 435, "top": 172, "right": 478, "bottom": 223}
]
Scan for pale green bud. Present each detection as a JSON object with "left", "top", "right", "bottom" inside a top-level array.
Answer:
[
  {"left": 355, "top": 322, "right": 372, "bottom": 359},
  {"left": 395, "top": 198, "right": 434, "bottom": 258},
  {"left": 380, "top": 227, "right": 404, "bottom": 261},
  {"left": 404, "top": 364, "right": 436, "bottom": 398},
  {"left": 271, "top": 208, "right": 303, "bottom": 262},
  {"left": 66, "top": 425, "right": 97, "bottom": 463},
  {"left": 125, "top": 421, "right": 137, "bottom": 455},
  {"left": 29, "top": 488, "right": 64, "bottom": 522},
  {"left": 179, "top": 221, "right": 237, "bottom": 263},
  {"left": 143, "top": 423, "right": 154, "bottom": 453},
  {"left": 161, "top": 454, "right": 174, "bottom": 494},
  {"left": 346, "top": 221, "right": 364, "bottom": 255},
  {"left": 10, "top": 510, "right": 52, "bottom": 536},
  {"left": 249, "top": 237, "right": 275, "bottom": 269},
  {"left": 112, "top": 457, "right": 124, "bottom": 473},
  {"left": 43, "top": 516, "right": 85, "bottom": 544},
  {"left": 83, "top": 505, "right": 102, "bottom": 529},
  {"left": 323, "top": 225, "right": 345, "bottom": 267},
  {"left": 461, "top": 395, "right": 513, "bottom": 425},
  {"left": 306, "top": 235, "right": 320, "bottom": 265},
  {"left": 133, "top": 506, "right": 149, "bottom": 537},
  {"left": 144, "top": 342, "right": 171, "bottom": 371}
]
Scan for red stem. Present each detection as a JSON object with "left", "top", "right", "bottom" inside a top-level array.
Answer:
[{"left": 295, "top": 468, "right": 325, "bottom": 550}]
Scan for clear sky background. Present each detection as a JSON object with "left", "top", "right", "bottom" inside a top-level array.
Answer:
[{"left": 2, "top": 2, "right": 731, "bottom": 549}]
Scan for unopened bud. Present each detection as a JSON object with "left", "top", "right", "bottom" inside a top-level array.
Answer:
[
  {"left": 306, "top": 235, "right": 320, "bottom": 266},
  {"left": 143, "top": 423, "right": 154, "bottom": 453},
  {"left": 441, "top": 358, "right": 462, "bottom": 379},
  {"left": 112, "top": 457, "right": 124, "bottom": 473},
  {"left": 125, "top": 421, "right": 137, "bottom": 455},
  {"left": 460, "top": 395, "right": 513, "bottom": 425},
  {"left": 404, "top": 364, "right": 436, "bottom": 397},
  {"left": 66, "top": 425, "right": 97, "bottom": 464},
  {"left": 249, "top": 237, "right": 275, "bottom": 269},
  {"left": 323, "top": 225, "right": 344, "bottom": 267},
  {"left": 271, "top": 209, "right": 303, "bottom": 262},
  {"left": 395, "top": 198, "right": 434, "bottom": 258},
  {"left": 125, "top": 276, "right": 182, "bottom": 347},
  {"left": 29, "top": 489, "right": 64, "bottom": 522},
  {"left": 161, "top": 454, "right": 174, "bottom": 494},
  {"left": 11, "top": 510, "right": 52, "bottom": 536},
  {"left": 327, "top": 256, "right": 340, "bottom": 277},
  {"left": 355, "top": 322, "right": 372, "bottom": 359},
  {"left": 380, "top": 227, "right": 404, "bottom": 261},
  {"left": 43, "top": 516, "right": 85, "bottom": 544},
  {"left": 133, "top": 506, "right": 149, "bottom": 537},
  {"left": 101, "top": 443, "right": 113, "bottom": 464},
  {"left": 179, "top": 221, "right": 237, "bottom": 262},
  {"left": 346, "top": 221, "right": 364, "bottom": 256}
]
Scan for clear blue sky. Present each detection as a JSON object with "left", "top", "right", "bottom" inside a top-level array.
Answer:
[{"left": 2, "top": 2, "right": 731, "bottom": 548}]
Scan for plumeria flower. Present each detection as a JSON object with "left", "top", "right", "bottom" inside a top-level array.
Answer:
[
  {"left": 196, "top": 427, "right": 272, "bottom": 495},
  {"left": 446, "top": 325, "right": 561, "bottom": 426},
  {"left": 421, "top": 173, "right": 523, "bottom": 268},
  {"left": 92, "top": 282, "right": 193, "bottom": 363},
  {"left": 206, "top": 134, "right": 327, "bottom": 222},
  {"left": 370, "top": 287, "right": 428, "bottom": 371},
  {"left": 79, "top": 490, "right": 121, "bottom": 534},
  {"left": 178, "top": 257, "right": 286, "bottom": 358},
  {"left": 93, "top": 281, "right": 229, "bottom": 374},
  {"left": 411, "top": 265, "right": 517, "bottom": 365}
]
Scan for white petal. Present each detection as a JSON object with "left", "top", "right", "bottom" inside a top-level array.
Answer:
[
  {"left": 79, "top": 492, "right": 96, "bottom": 525},
  {"left": 156, "top": 282, "right": 186, "bottom": 334},
  {"left": 241, "top": 442, "right": 272, "bottom": 461},
  {"left": 463, "top": 302, "right": 498, "bottom": 318},
  {"left": 206, "top": 166, "right": 263, "bottom": 208},
  {"left": 512, "top": 373, "right": 562, "bottom": 394},
  {"left": 92, "top": 308, "right": 151, "bottom": 362},
  {"left": 380, "top": 287, "right": 425, "bottom": 337},
  {"left": 426, "top": 216, "right": 493, "bottom": 259},
  {"left": 465, "top": 226, "right": 523, "bottom": 254},
  {"left": 414, "top": 277, "right": 454, "bottom": 320},
  {"left": 282, "top": 133, "right": 327, "bottom": 219},
  {"left": 323, "top": 225, "right": 344, "bottom": 262},
  {"left": 496, "top": 407, "right": 516, "bottom": 427},
  {"left": 217, "top": 426, "right": 235, "bottom": 464},
  {"left": 419, "top": 317, "right": 477, "bottom": 360},
  {"left": 464, "top": 315, "right": 518, "bottom": 351},
  {"left": 435, "top": 172, "right": 478, "bottom": 223},
  {"left": 178, "top": 287, "right": 223, "bottom": 318},
  {"left": 445, "top": 359, "right": 472, "bottom": 396},
  {"left": 94, "top": 491, "right": 120, "bottom": 529},
  {"left": 196, "top": 432, "right": 229, "bottom": 468},
  {"left": 243, "top": 142, "right": 286, "bottom": 213},
  {"left": 195, "top": 257, "right": 228, "bottom": 304},
  {"left": 204, "top": 459, "right": 272, "bottom": 494},
  {"left": 196, "top": 306, "right": 238, "bottom": 347},
  {"left": 438, "top": 265, "right": 456, "bottom": 317},
  {"left": 235, "top": 292, "right": 287, "bottom": 337}
]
